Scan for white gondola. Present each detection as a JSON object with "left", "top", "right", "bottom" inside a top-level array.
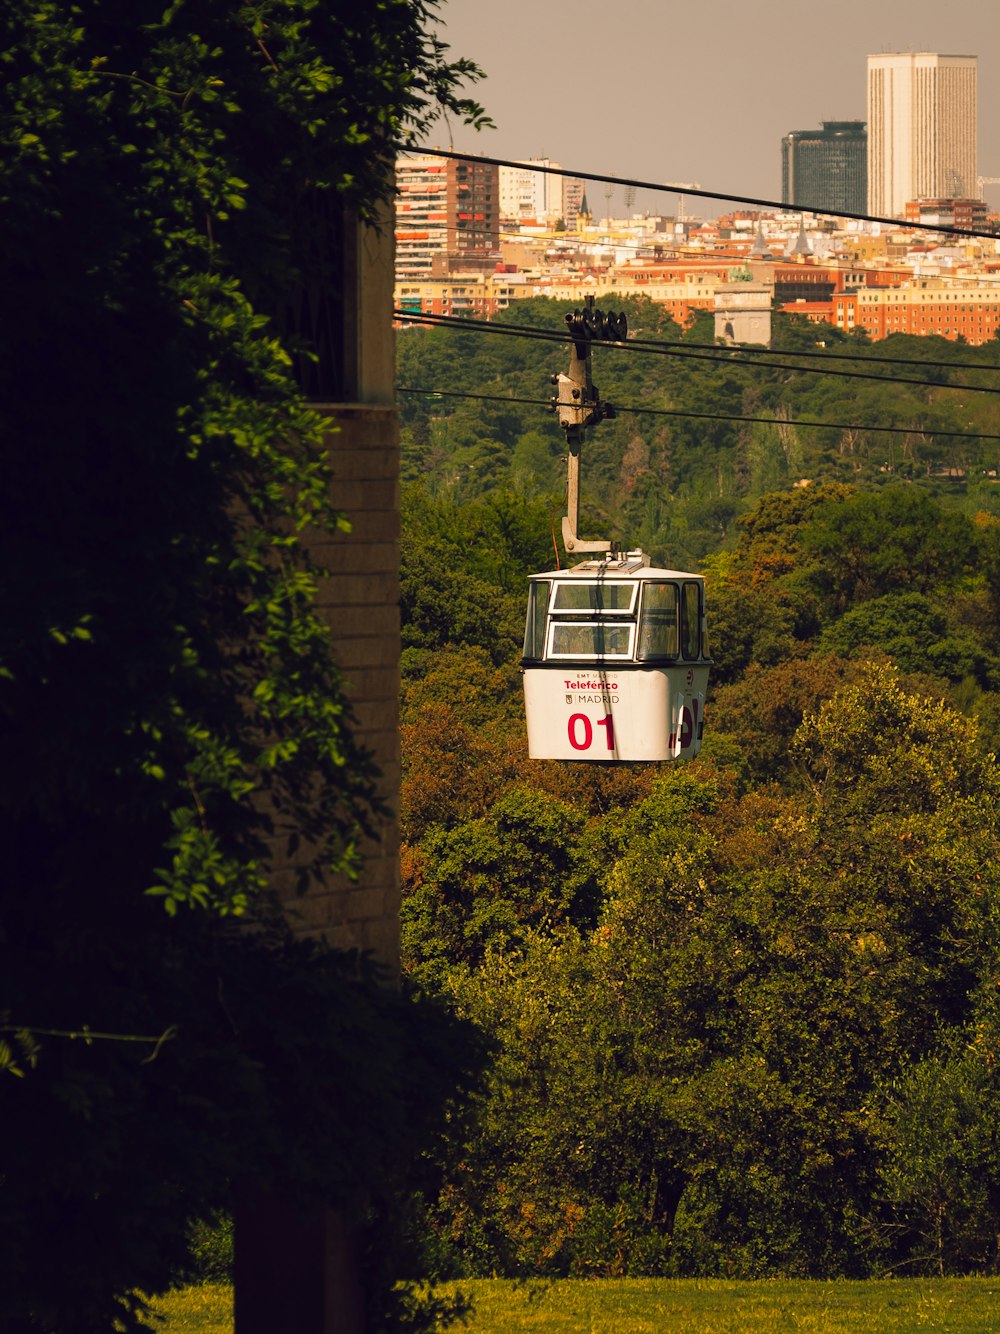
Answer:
[
  {"left": 522, "top": 552, "right": 710, "bottom": 762},
  {"left": 521, "top": 300, "right": 711, "bottom": 762}
]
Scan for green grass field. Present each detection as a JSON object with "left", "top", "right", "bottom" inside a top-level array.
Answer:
[
  {"left": 149, "top": 1283, "right": 232, "bottom": 1333},
  {"left": 441, "top": 1278, "right": 1000, "bottom": 1332},
  {"left": 152, "top": 1276, "right": 1000, "bottom": 1333}
]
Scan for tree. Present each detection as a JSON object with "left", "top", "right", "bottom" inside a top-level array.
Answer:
[
  {"left": 402, "top": 784, "right": 600, "bottom": 984},
  {"left": 791, "top": 663, "right": 998, "bottom": 818},
  {"left": 878, "top": 1050, "right": 1000, "bottom": 1274},
  {"left": 799, "top": 490, "right": 976, "bottom": 614},
  {"left": 699, "top": 485, "right": 856, "bottom": 681},
  {"left": 701, "top": 549, "right": 802, "bottom": 682},
  {"left": 707, "top": 653, "right": 875, "bottom": 782},
  {"left": 0, "top": 2, "right": 487, "bottom": 1329},
  {"left": 3, "top": 0, "right": 489, "bottom": 917},
  {"left": 820, "top": 592, "right": 999, "bottom": 687},
  {"left": 416, "top": 673, "right": 1000, "bottom": 1281},
  {"left": 401, "top": 541, "right": 524, "bottom": 666}
]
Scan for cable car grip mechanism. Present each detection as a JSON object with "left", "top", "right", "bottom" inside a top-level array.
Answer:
[{"left": 549, "top": 297, "right": 627, "bottom": 555}]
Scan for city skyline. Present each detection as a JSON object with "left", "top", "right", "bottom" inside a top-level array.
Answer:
[{"left": 427, "top": 0, "right": 999, "bottom": 218}]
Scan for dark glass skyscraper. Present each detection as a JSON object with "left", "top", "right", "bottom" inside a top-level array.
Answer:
[{"left": 781, "top": 121, "right": 867, "bottom": 214}]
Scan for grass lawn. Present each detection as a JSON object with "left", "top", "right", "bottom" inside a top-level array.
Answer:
[
  {"left": 153, "top": 1276, "right": 1000, "bottom": 1333},
  {"left": 149, "top": 1283, "right": 232, "bottom": 1333}
]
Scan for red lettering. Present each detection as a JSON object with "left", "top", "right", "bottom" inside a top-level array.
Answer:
[
  {"left": 680, "top": 705, "right": 693, "bottom": 749},
  {"left": 568, "top": 714, "right": 593, "bottom": 750},
  {"left": 596, "top": 715, "right": 615, "bottom": 752}
]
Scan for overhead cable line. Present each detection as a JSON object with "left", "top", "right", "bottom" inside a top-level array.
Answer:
[
  {"left": 394, "top": 311, "right": 1000, "bottom": 397},
  {"left": 400, "top": 309, "right": 1000, "bottom": 374},
  {"left": 647, "top": 348, "right": 1000, "bottom": 395},
  {"left": 627, "top": 331, "right": 1000, "bottom": 374},
  {"left": 396, "top": 385, "right": 1000, "bottom": 443},
  {"left": 396, "top": 144, "right": 1000, "bottom": 245}
]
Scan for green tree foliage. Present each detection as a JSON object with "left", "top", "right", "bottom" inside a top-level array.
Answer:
[
  {"left": 707, "top": 652, "right": 876, "bottom": 782},
  {"left": 399, "top": 698, "right": 523, "bottom": 845},
  {"left": 820, "top": 592, "right": 1000, "bottom": 687},
  {"left": 799, "top": 490, "right": 977, "bottom": 613},
  {"left": 0, "top": 912, "right": 484, "bottom": 1333},
  {"left": 401, "top": 549, "right": 524, "bottom": 667},
  {"left": 405, "top": 663, "right": 1000, "bottom": 1280},
  {"left": 701, "top": 485, "right": 996, "bottom": 691},
  {"left": 878, "top": 1049, "right": 1000, "bottom": 1275},
  {"left": 398, "top": 297, "right": 1000, "bottom": 566},
  {"left": 2, "top": 0, "right": 483, "bottom": 919},
  {"left": 402, "top": 784, "right": 599, "bottom": 985},
  {"left": 0, "top": 2, "right": 488, "bottom": 1329},
  {"left": 700, "top": 485, "right": 851, "bottom": 681}
]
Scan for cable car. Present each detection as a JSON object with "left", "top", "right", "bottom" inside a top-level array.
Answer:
[
  {"left": 521, "top": 300, "right": 711, "bottom": 761},
  {"left": 522, "top": 551, "right": 710, "bottom": 761}
]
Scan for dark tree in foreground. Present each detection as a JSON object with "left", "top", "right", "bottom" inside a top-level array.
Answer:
[{"left": 0, "top": 3, "right": 487, "bottom": 1330}]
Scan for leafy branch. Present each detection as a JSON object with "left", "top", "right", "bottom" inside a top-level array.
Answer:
[{"left": 0, "top": 1021, "right": 178, "bottom": 1076}]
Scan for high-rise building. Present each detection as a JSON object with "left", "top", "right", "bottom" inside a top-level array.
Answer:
[
  {"left": 781, "top": 121, "right": 867, "bottom": 215},
  {"left": 867, "top": 53, "right": 977, "bottom": 218},
  {"left": 498, "top": 158, "right": 585, "bottom": 228},
  {"left": 395, "top": 153, "right": 499, "bottom": 279}
]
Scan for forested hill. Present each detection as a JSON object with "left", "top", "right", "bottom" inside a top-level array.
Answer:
[
  {"left": 398, "top": 296, "right": 1000, "bottom": 570},
  {"left": 397, "top": 302, "right": 1000, "bottom": 1284}
]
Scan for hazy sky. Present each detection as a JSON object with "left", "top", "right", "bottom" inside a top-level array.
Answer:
[{"left": 425, "top": 0, "right": 1000, "bottom": 216}]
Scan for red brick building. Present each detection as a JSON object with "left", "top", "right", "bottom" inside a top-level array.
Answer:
[{"left": 833, "top": 284, "right": 1000, "bottom": 342}]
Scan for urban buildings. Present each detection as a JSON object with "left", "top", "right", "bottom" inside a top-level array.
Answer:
[
  {"left": 395, "top": 153, "right": 500, "bottom": 279},
  {"left": 714, "top": 275, "right": 773, "bottom": 345},
  {"left": 832, "top": 282, "right": 1000, "bottom": 341},
  {"left": 498, "top": 158, "right": 585, "bottom": 228},
  {"left": 781, "top": 121, "right": 867, "bottom": 215},
  {"left": 867, "top": 53, "right": 978, "bottom": 217},
  {"left": 394, "top": 194, "right": 1000, "bottom": 346},
  {"left": 395, "top": 111, "right": 1000, "bottom": 348},
  {"left": 904, "top": 197, "right": 990, "bottom": 232}
]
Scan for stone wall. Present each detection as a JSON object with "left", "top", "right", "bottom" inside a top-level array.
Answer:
[{"left": 277, "top": 403, "right": 401, "bottom": 968}]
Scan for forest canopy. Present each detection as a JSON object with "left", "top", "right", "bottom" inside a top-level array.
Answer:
[
  {"left": 397, "top": 303, "right": 1000, "bottom": 1280},
  {"left": 398, "top": 296, "right": 1000, "bottom": 568}
]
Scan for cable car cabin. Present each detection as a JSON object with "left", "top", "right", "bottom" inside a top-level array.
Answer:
[{"left": 522, "top": 553, "right": 711, "bottom": 762}]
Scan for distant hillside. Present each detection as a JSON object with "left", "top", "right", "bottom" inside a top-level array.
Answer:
[{"left": 398, "top": 297, "right": 1000, "bottom": 569}]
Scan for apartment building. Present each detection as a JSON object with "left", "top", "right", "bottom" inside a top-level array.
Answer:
[
  {"left": 903, "top": 197, "right": 990, "bottom": 232},
  {"left": 395, "top": 153, "right": 500, "bottom": 279},
  {"left": 833, "top": 282, "right": 1000, "bottom": 343},
  {"left": 396, "top": 270, "right": 526, "bottom": 319},
  {"left": 497, "top": 158, "right": 584, "bottom": 228}
]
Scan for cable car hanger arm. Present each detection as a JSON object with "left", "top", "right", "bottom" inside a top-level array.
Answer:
[{"left": 550, "top": 300, "right": 627, "bottom": 555}]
